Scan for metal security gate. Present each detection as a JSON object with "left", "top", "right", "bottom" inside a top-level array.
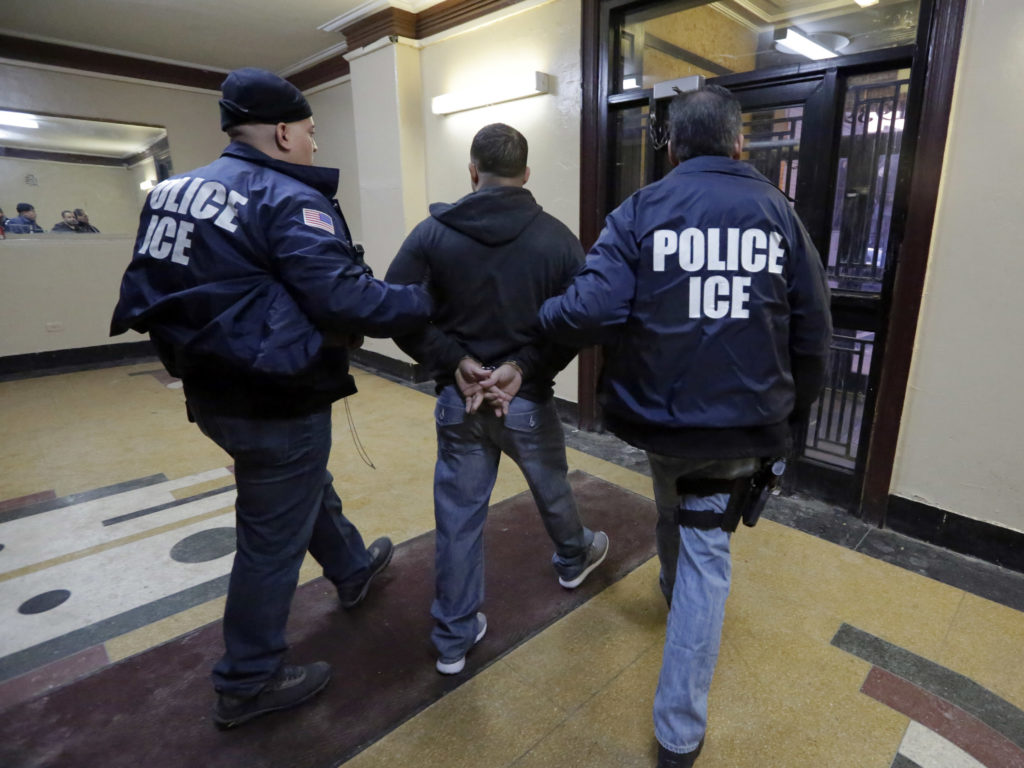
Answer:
[
  {"left": 580, "top": 0, "right": 967, "bottom": 516},
  {"left": 593, "top": 53, "right": 919, "bottom": 506}
]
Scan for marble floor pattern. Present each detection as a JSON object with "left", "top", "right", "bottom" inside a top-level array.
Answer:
[{"left": 1, "top": 360, "right": 1023, "bottom": 768}]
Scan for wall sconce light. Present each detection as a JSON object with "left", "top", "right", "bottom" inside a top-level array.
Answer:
[
  {"left": 139, "top": 179, "right": 156, "bottom": 191},
  {"left": 431, "top": 71, "right": 551, "bottom": 116},
  {"left": 854, "top": 0, "right": 879, "bottom": 7},
  {"left": 774, "top": 28, "right": 840, "bottom": 60},
  {"left": 0, "top": 110, "right": 39, "bottom": 129}
]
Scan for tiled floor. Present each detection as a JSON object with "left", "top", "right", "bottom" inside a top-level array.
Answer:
[{"left": 2, "top": 360, "right": 1023, "bottom": 767}]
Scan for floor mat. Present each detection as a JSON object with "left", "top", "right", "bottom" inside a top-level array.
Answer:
[{"left": 0, "top": 470, "right": 657, "bottom": 768}]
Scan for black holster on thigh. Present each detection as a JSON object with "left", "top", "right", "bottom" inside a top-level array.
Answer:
[
  {"left": 674, "top": 477, "right": 748, "bottom": 533},
  {"left": 675, "top": 459, "right": 786, "bottom": 533}
]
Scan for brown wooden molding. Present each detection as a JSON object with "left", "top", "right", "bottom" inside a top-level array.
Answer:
[
  {"left": 417, "top": 0, "right": 524, "bottom": 39},
  {"left": 575, "top": 0, "right": 603, "bottom": 431},
  {"left": 1, "top": 0, "right": 536, "bottom": 92},
  {"left": 287, "top": 55, "right": 351, "bottom": 90},
  {"left": 0, "top": 34, "right": 224, "bottom": 90},
  {"left": 341, "top": 7, "right": 418, "bottom": 52},
  {"left": 859, "top": 0, "right": 968, "bottom": 525},
  {"left": 0, "top": 145, "right": 124, "bottom": 167}
]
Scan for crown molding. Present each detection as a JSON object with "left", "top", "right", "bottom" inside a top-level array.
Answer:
[
  {"left": 0, "top": 33, "right": 224, "bottom": 90},
  {"left": 319, "top": 0, "right": 419, "bottom": 32},
  {"left": 278, "top": 40, "right": 350, "bottom": 78},
  {"left": 0, "top": 0, "right": 535, "bottom": 93}
]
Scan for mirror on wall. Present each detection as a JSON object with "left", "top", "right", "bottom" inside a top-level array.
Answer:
[{"left": 0, "top": 109, "right": 172, "bottom": 238}]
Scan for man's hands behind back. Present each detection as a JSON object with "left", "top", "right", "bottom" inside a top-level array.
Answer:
[{"left": 455, "top": 358, "right": 522, "bottom": 417}]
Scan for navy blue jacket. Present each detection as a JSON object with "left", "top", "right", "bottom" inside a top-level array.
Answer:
[
  {"left": 386, "top": 186, "right": 582, "bottom": 402},
  {"left": 111, "top": 141, "right": 432, "bottom": 417},
  {"left": 6, "top": 215, "right": 44, "bottom": 234},
  {"left": 539, "top": 156, "right": 832, "bottom": 458}
]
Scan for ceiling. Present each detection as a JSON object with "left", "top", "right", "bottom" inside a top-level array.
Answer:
[
  {"left": 1, "top": 0, "right": 445, "bottom": 158},
  {"left": 1, "top": 0, "right": 915, "bottom": 158},
  {"left": 2, "top": 0, "right": 386, "bottom": 75}
]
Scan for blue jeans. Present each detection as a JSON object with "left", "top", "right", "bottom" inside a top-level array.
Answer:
[
  {"left": 647, "top": 453, "right": 759, "bottom": 754},
  {"left": 431, "top": 385, "right": 592, "bottom": 660},
  {"left": 190, "top": 402, "right": 372, "bottom": 697}
]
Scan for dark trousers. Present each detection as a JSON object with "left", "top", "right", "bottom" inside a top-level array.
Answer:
[{"left": 190, "top": 403, "right": 372, "bottom": 696}]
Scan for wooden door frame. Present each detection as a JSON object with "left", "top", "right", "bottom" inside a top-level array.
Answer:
[{"left": 577, "top": 0, "right": 967, "bottom": 521}]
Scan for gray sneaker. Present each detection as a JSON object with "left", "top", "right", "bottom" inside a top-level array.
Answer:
[
  {"left": 558, "top": 531, "right": 609, "bottom": 589},
  {"left": 213, "top": 661, "right": 331, "bottom": 730},
  {"left": 436, "top": 612, "right": 487, "bottom": 675}
]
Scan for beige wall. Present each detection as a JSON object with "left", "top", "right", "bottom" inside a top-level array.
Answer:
[
  {"left": 417, "top": 0, "right": 584, "bottom": 400},
  {"left": 0, "top": 155, "right": 139, "bottom": 235},
  {"left": 891, "top": 0, "right": 1024, "bottom": 531},
  {"left": 306, "top": 78, "right": 364, "bottom": 245},
  {"left": 0, "top": 236, "right": 144, "bottom": 356}
]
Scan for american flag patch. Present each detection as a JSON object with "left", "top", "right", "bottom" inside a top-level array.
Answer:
[{"left": 302, "top": 208, "right": 335, "bottom": 234}]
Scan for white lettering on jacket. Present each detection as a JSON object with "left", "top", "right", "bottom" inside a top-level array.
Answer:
[
  {"left": 652, "top": 227, "right": 785, "bottom": 319},
  {"left": 137, "top": 177, "right": 249, "bottom": 265}
]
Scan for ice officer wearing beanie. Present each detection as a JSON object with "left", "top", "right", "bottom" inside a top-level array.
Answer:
[{"left": 111, "top": 67, "right": 433, "bottom": 729}]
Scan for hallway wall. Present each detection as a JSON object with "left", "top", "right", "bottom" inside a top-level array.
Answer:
[
  {"left": 0, "top": 62, "right": 223, "bottom": 357},
  {"left": 306, "top": 78, "right": 363, "bottom": 246},
  {"left": 891, "top": 0, "right": 1024, "bottom": 532},
  {"left": 416, "top": 0, "right": 584, "bottom": 401}
]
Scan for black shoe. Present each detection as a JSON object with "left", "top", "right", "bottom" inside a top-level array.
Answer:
[
  {"left": 338, "top": 537, "right": 394, "bottom": 608},
  {"left": 213, "top": 661, "right": 331, "bottom": 730},
  {"left": 657, "top": 738, "right": 704, "bottom": 768}
]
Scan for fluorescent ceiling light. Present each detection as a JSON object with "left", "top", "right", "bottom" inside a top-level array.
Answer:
[
  {"left": 775, "top": 28, "right": 838, "bottom": 60},
  {"left": 432, "top": 72, "right": 551, "bottom": 116},
  {"left": 140, "top": 179, "right": 156, "bottom": 191},
  {"left": 854, "top": 0, "right": 879, "bottom": 6},
  {"left": 0, "top": 110, "right": 39, "bottom": 129}
]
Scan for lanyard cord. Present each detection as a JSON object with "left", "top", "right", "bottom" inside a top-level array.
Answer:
[{"left": 344, "top": 397, "right": 376, "bottom": 469}]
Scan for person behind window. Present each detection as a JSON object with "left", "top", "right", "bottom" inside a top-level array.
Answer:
[
  {"left": 6, "top": 203, "right": 44, "bottom": 234},
  {"left": 73, "top": 208, "right": 100, "bottom": 233},
  {"left": 52, "top": 210, "right": 81, "bottom": 233}
]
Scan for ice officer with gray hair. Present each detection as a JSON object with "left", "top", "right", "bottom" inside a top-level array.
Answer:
[
  {"left": 539, "top": 84, "right": 831, "bottom": 766},
  {"left": 111, "top": 67, "right": 433, "bottom": 729}
]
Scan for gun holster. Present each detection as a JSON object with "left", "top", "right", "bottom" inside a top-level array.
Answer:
[{"left": 675, "top": 459, "right": 786, "bottom": 533}]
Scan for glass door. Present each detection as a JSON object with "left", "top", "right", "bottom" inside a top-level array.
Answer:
[{"left": 602, "top": 56, "right": 915, "bottom": 505}]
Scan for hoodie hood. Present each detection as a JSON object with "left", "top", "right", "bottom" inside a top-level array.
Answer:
[{"left": 430, "top": 186, "right": 541, "bottom": 246}]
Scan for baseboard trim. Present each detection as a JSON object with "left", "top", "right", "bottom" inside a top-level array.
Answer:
[
  {"left": 0, "top": 342, "right": 157, "bottom": 381},
  {"left": 886, "top": 495, "right": 1024, "bottom": 574},
  {"left": 348, "top": 348, "right": 431, "bottom": 383}
]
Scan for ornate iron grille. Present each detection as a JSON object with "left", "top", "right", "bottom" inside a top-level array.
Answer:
[
  {"left": 742, "top": 107, "right": 803, "bottom": 200},
  {"left": 805, "top": 328, "right": 874, "bottom": 468},
  {"left": 828, "top": 73, "right": 910, "bottom": 293}
]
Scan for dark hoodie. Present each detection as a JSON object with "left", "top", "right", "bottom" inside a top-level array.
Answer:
[{"left": 385, "top": 185, "right": 583, "bottom": 402}]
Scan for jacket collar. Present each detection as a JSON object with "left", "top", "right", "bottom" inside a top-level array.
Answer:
[
  {"left": 673, "top": 155, "right": 774, "bottom": 185},
  {"left": 221, "top": 141, "right": 340, "bottom": 199}
]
